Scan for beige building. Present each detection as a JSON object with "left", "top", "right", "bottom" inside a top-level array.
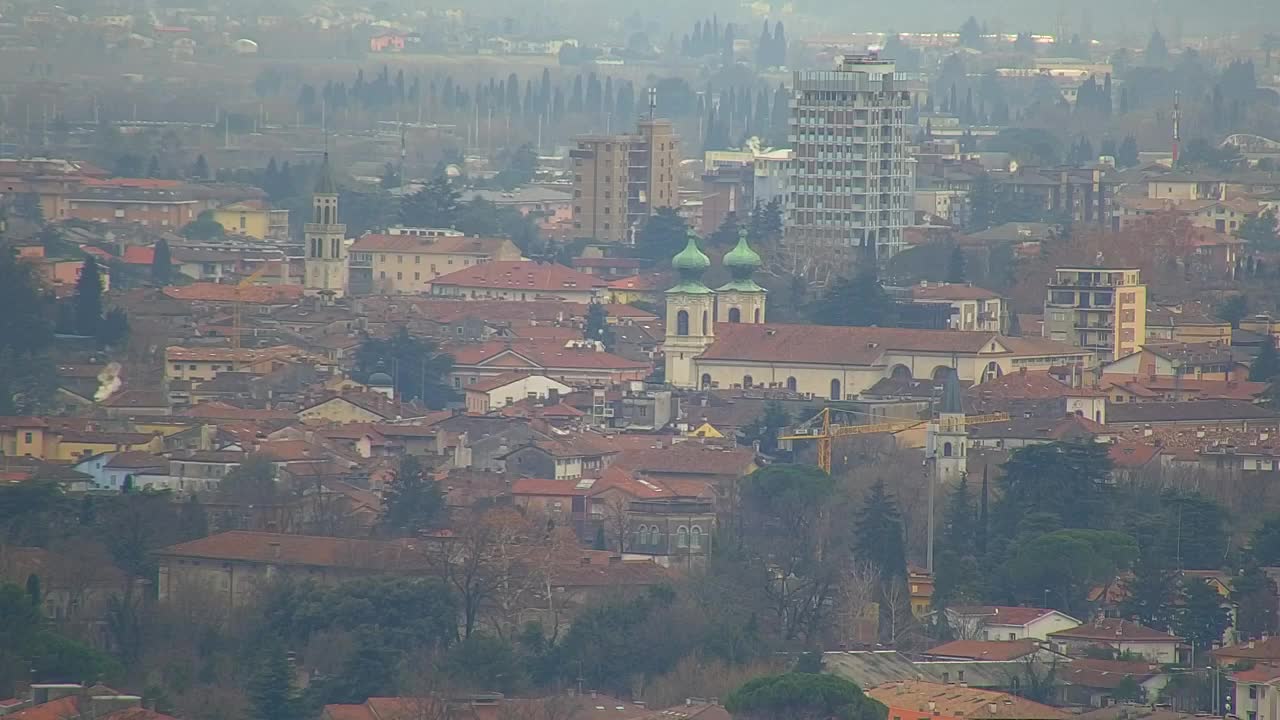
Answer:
[
  {"left": 349, "top": 234, "right": 522, "bottom": 294},
  {"left": 303, "top": 156, "right": 347, "bottom": 299},
  {"left": 1043, "top": 266, "right": 1147, "bottom": 362},
  {"left": 908, "top": 283, "right": 1007, "bottom": 332},
  {"left": 155, "top": 531, "right": 429, "bottom": 610},
  {"left": 570, "top": 118, "right": 679, "bottom": 243}
]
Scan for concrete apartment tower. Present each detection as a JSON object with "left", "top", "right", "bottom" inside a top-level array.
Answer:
[
  {"left": 570, "top": 117, "right": 679, "bottom": 244},
  {"left": 304, "top": 154, "right": 348, "bottom": 300},
  {"left": 1043, "top": 265, "right": 1147, "bottom": 362},
  {"left": 786, "top": 55, "right": 914, "bottom": 264}
]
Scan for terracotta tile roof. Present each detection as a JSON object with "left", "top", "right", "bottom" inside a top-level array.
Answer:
[
  {"left": 1215, "top": 636, "right": 1280, "bottom": 661},
  {"left": 948, "top": 605, "right": 1066, "bottom": 626},
  {"left": 1098, "top": 375, "right": 1269, "bottom": 402},
  {"left": 867, "top": 680, "right": 1068, "bottom": 720},
  {"left": 181, "top": 402, "right": 296, "bottom": 421},
  {"left": 1049, "top": 618, "right": 1181, "bottom": 642},
  {"left": 350, "top": 234, "right": 515, "bottom": 255},
  {"left": 511, "top": 478, "right": 590, "bottom": 496},
  {"left": 606, "top": 273, "right": 665, "bottom": 291},
  {"left": 506, "top": 325, "right": 584, "bottom": 342},
  {"left": 3, "top": 696, "right": 81, "bottom": 720},
  {"left": 587, "top": 466, "right": 670, "bottom": 500},
  {"left": 1060, "top": 659, "right": 1160, "bottom": 689},
  {"left": 924, "top": 639, "right": 1041, "bottom": 661},
  {"left": 98, "top": 388, "right": 168, "bottom": 408},
  {"left": 449, "top": 340, "right": 648, "bottom": 371},
  {"left": 549, "top": 554, "right": 670, "bottom": 588},
  {"left": 529, "top": 433, "right": 620, "bottom": 458},
  {"left": 430, "top": 261, "right": 608, "bottom": 293},
  {"left": 969, "top": 370, "right": 1105, "bottom": 402},
  {"left": 466, "top": 372, "right": 542, "bottom": 393},
  {"left": 1232, "top": 663, "right": 1280, "bottom": 683},
  {"left": 163, "top": 283, "right": 304, "bottom": 304},
  {"left": 154, "top": 531, "right": 428, "bottom": 570},
  {"left": 611, "top": 442, "right": 756, "bottom": 476},
  {"left": 1108, "top": 442, "right": 1160, "bottom": 468},
  {"left": 699, "top": 323, "right": 1003, "bottom": 365}
]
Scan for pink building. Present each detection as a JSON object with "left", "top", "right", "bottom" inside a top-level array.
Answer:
[{"left": 369, "top": 33, "right": 406, "bottom": 52}]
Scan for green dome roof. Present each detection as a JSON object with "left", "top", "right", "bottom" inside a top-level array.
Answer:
[
  {"left": 667, "top": 233, "right": 714, "bottom": 295},
  {"left": 723, "top": 233, "right": 762, "bottom": 275},
  {"left": 672, "top": 233, "right": 711, "bottom": 272}
]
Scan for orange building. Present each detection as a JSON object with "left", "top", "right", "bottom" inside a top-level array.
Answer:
[{"left": 65, "top": 178, "right": 201, "bottom": 228}]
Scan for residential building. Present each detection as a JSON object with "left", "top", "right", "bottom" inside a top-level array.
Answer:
[
  {"left": 303, "top": 155, "right": 347, "bottom": 299},
  {"left": 65, "top": 179, "right": 200, "bottom": 227},
  {"left": 213, "top": 199, "right": 289, "bottom": 240},
  {"left": 1232, "top": 664, "right": 1280, "bottom": 720},
  {"left": 428, "top": 261, "right": 607, "bottom": 304},
  {"left": 1048, "top": 618, "right": 1184, "bottom": 664},
  {"left": 1106, "top": 399, "right": 1279, "bottom": 428},
  {"left": 570, "top": 118, "right": 680, "bottom": 243},
  {"left": 787, "top": 55, "right": 914, "bottom": 262},
  {"left": 908, "top": 283, "right": 1007, "bottom": 333},
  {"left": 866, "top": 680, "right": 1068, "bottom": 720},
  {"left": 154, "top": 531, "right": 431, "bottom": 610},
  {"left": 625, "top": 499, "right": 716, "bottom": 567},
  {"left": 1102, "top": 342, "right": 1242, "bottom": 381},
  {"left": 1043, "top": 266, "right": 1147, "bottom": 362},
  {"left": 462, "top": 373, "right": 573, "bottom": 414},
  {"left": 922, "top": 639, "right": 1050, "bottom": 662},
  {"left": 501, "top": 435, "right": 619, "bottom": 480},
  {"left": 350, "top": 234, "right": 522, "bottom": 294},
  {"left": 449, "top": 340, "right": 649, "bottom": 386},
  {"left": 945, "top": 605, "right": 1082, "bottom": 641},
  {"left": 1057, "top": 659, "right": 1169, "bottom": 708}
]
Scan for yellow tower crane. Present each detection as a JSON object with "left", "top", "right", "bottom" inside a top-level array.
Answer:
[{"left": 779, "top": 407, "right": 1012, "bottom": 474}]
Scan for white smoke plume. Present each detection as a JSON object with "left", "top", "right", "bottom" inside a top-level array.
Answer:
[{"left": 95, "top": 362, "right": 123, "bottom": 403}]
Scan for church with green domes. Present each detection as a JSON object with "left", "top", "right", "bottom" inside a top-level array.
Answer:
[{"left": 663, "top": 229, "right": 766, "bottom": 387}]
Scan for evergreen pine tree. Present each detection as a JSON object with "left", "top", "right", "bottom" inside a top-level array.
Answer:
[
  {"left": 74, "top": 256, "right": 103, "bottom": 337},
  {"left": 151, "top": 238, "right": 172, "bottom": 285},
  {"left": 946, "top": 245, "right": 966, "bottom": 283},
  {"left": 1252, "top": 337, "right": 1280, "bottom": 382},
  {"left": 248, "top": 645, "right": 303, "bottom": 720},
  {"left": 191, "top": 154, "right": 209, "bottom": 180}
]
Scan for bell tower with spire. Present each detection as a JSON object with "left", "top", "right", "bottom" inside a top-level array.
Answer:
[
  {"left": 664, "top": 232, "right": 716, "bottom": 389},
  {"left": 932, "top": 368, "right": 968, "bottom": 485},
  {"left": 304, "top": 153, "right": 347, "bottom": 301},
  {"left": 715, "top": 229, "right": 767, "bottom": 324}
]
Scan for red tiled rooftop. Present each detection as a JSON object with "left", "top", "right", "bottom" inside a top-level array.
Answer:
[
  {"left": 925, "top": 639, "right": 1042, "bottom": 661},
  {"left": 430, "top": 261, "right": 608, "bottom": 292}
]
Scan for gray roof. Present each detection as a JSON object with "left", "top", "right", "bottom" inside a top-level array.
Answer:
[
  {"left": 465, "top": 187, "right": 573, "bottom": 204},
  {"left": 823, "top": 651, "right": 1040, "bottom": 690},
  {"left": 1107, "top": 400, "right": 1279, "bottom": 425}
]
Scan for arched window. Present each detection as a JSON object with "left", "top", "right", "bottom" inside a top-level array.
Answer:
[
  {"left": 786, "top": 377, "right": 797, "bottom": 391},
  {"left": 690, "top": 526, "right": 703, "bottom": 549},
  {"left": 676, "top": 526, "right": 689, "bottom": 548},
  {"left": 676, "top": 310, "right": 689, "bottom": 336},
  {"left": 636, "top": 526, "right": 649, "bottom": 546},
  {"left": 701, "top": 311, "right": 709, "bottom": 335},
  {"left": 743, "top": 375, "right": 753, "bottom": 388},
  {"left": 983, "top": 361, "right": 1003, "bottom": 382},
  {"left": 701, "top": 373, "right": 712, "bottom": 389},
  {"left": 830, "top": 379, "right": 842, "bottom": 401},
  {"left": 728, "top": 307, "right": 741, "bottom": 323},
  {"left": 754, "top": 308, "right": 762, "bottom": 323},
  {"left": 891, "top": 365, "right": 912, "bottom": 381},
  {"left": 651, "top": 525, "right": 663, "bottom": 546},
  {"left": 943, "top": 442, "right": 953, "bottom": 457}
]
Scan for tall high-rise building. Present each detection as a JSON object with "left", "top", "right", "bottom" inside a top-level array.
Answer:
[
  {"left": 1043, "top": 266, "right": 1147, "bottom": 362},
  {"left": 786, "top": 55, "right": 914, "bottom": 263},
  {"left": 304, "top": 154, "right": 347, "bottom": 299},
  {"left": 570, "top": 118, "right": 679, "bottom": 243}
]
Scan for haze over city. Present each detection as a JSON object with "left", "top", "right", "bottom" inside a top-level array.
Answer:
[{"left": 3, "top": 4, "right": 1280, "bottom": 720}]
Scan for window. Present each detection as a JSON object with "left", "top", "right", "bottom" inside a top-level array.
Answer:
[
  {"left": 23, "top": 432, "right": 33, "bottom": 444},
  {"left": 786, "top": 377, "right": 797, "bottom": 391},
  {"left": 173, "top": 363, "right": 182, "bottom": 370},
  {"left": 728, "top": 307, "right": 741, "bottom": 323},
  {"left": 1251, "top": 687, "right": 1259, "bottom": 700},
  {"left": 676, "top": 526, "right": 689, "bottom": 548},
  {"left": 754, "top": 308, "right": 762, "bottom": 323},
  {"left": 397, "top": 272, "right": 403, "bottom": 280},
  {"left": 830, "top": 379, "right": 842, "bottom": 401},
  {"left": 701, "top": 373, "right": 712, "bottom": 389},
  {"left": 676, "top": 310, "right": 689, "bottom": 336},
  {"left": 943, "top": 442, "right": 953, "bottom": 457},
  {"left": 743, "top": 375, "right": 753, "bottom": 388},
  {"left": 651, "top": 525, "right": 662, "bottom": 545},
  {"left": 702, "top": 311, "right": 709, "bottom": 335},
  {"left": 415, "top": 255, "right": 421, "bottom": 264},
  {"left": 1008, "top": 633, "right": 1016, "bottom": 641},
  {"left": 690, "top": 525, "right": 703, "bottom": 549}
]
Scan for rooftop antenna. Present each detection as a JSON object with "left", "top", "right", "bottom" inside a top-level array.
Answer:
[
  {"left": 647, "top": 86, "right": 657, "bottom": 120},
  {"left": 1172, "top": 90, "right": 1181, "bottom": 168}
]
